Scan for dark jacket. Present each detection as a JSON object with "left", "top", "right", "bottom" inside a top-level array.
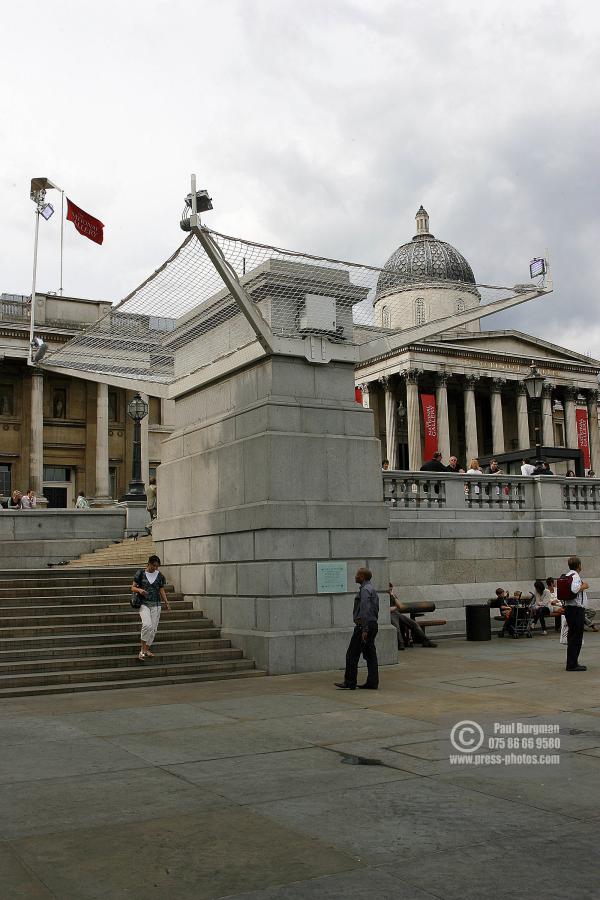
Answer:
[{"left": 420, "top": 459, "right": 447, "bottom": 472}]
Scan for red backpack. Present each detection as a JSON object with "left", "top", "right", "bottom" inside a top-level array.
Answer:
[{"left": 556, "top": 573, "right": 579, "bottom": 603}]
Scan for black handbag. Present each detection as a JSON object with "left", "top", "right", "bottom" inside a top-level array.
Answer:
[{"left": 131, "top": 569, "right": 144, "bottom": 608}]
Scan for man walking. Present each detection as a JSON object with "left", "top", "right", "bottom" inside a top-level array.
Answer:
[
  {"left": 563, "top": 555, "right": 588, "bottom": 672},
  {"left": 335, "top": 567, "right": 379, "bottom": 690}
]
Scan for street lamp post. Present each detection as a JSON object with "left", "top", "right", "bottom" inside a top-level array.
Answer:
[
  {"left": 122, "top": 393, "right": 149, "bottom": 500},
  {"left": 524, "top": 363, "right": 545, "bottom": 465}
]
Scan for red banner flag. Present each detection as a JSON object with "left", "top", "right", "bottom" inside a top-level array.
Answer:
[
  {"left": 355, "top": 386, "right": 363, "bottom": 405},
  {"left": 66, "top": 198, "right": 104, "bottom": 245},
  {"left": 420, "top": 393, "right": 438, "bottom": 460},
  {"left": 576, "top": 407, "right": 590, "bottom": 470}
]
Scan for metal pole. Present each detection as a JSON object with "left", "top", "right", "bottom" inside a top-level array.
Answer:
[
  {"left": 59, "top": 190, "right": 64, "bottom": 295},
  {"left": 535, "top": 399, "right": 542, "bottom": 464},
  {"left": 29, "top": 209, "right": 41, "bottom": 364}
]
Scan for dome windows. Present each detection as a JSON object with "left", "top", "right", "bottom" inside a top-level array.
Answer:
[
  {"left": 382, "top": 305, "right": 391, "bottom": 328},
  {"left": 415, "top": 298, "right": 426, "bottom": 326},
  {"left": 456, "top": 298, "right": 465, "bottom": 313}
]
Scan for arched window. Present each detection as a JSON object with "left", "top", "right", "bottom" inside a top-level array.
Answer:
[
  {"left": 456, "top": 298, "right": 465, "bottom": 313},
  {"left": 382, "top": 305, "right": 391, "bottom": 328},
  {"left": 415, "top": 298, "right": 426, "bottom": 326}
]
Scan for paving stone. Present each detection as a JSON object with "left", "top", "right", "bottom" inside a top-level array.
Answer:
[
  {"left": 166, "top": 746, "right": 414, "bottom": 805},
  {"left": 249, "top": 777, "right": 566, "bottom": 863},
  {"left": 195, "top": 692, "right": 353, "bottom": 720},
  {"left": 60, "top": 702, "right": 237, "bottom": 736},
  {"left": 0, "top": 842, "right": 55, "bottom": 899},
  {"left": 106, "top": 721, "right": 310, "bottom": 765},
  {"left": 11, "top": 807, "right": 359, "bottom": 900},
  {"left": 0, "top": 768, "right": 228, "bottom": 839},
  {"left": 0, "top": 737, "right": 144, "bottom": 785},
  {"left": 221, "top": 866, "right": 435, "bottom": 900}
]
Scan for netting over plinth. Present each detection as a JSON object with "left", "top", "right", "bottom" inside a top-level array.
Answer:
[{"left": 42, "top": 227, "right": 525, "bottom": 388}]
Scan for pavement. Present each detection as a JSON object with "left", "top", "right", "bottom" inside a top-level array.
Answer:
[{"left": 2, "top": 631, "right": 600, "bottom": 900}]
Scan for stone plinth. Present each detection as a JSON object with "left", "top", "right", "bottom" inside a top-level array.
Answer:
[{"left": 153, "top": 355, "right": 396, "bottom": 674}]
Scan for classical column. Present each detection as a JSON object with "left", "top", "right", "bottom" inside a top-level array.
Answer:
[
  {"left": 463, "top": 374, "right": 479, "bottom": 464},
  {"left": 435, "top": 372, "right": 451, "bottom": 462},
  {"left": 490, "top": 378, "right": 506, "bottom": 455},
  {"left": 29, "top": 372, "right": 44, "bottom": 497},
  {"left": 564, "top": 387, "right": 578, "bottom": 451},
  {"left": 541, "top": 383, "right": 555, "bottom": 448},
  {"left": 404, "top": 368, "right": 422, "bottom": 470},
  {"left": 587, "top": 390, "right": 600, "bottom": 472},
  {"left": 516, "top": 383, "right": 530, "bottom": 451},
  {"left": 380, "top": 376, "right": 398, "bottom": 469},
  {"left": 141, "top": 392, "right": 150, "bottom": 487},
  {"left": 95, "top": 383, "right": 110, "bottom": 499}
]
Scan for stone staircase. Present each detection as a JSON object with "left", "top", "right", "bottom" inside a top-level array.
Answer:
[
  {"left": 64, "top": 534, "right": 155, "bottom": 568},
  {"left": 0, "top": 559, "right": 262, "bottom": 697}
]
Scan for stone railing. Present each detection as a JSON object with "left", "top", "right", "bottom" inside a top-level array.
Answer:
[
  {"left": 383, "top": 472, "right": 529, "bottom": 510},
  {"left": 383, "top": 471, "right": 600, "bottom": 514}
]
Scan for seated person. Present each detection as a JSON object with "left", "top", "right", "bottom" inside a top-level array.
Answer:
[
  {"left": 388, "top": 584, "right": 437, "bottom": 649},
  {"left": 543, "top": 576, "right": 564, "bottom": 633},
  {"left": 530, "top": 579, "right": 550, "bottom": 633},
  {"left": 498, "top": 589, "right": 520, "bottom": 638}
]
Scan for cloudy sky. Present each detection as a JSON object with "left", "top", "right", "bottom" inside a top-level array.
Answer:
[{"left": 2, "top": 1, "right": 599, "bottom": 354}]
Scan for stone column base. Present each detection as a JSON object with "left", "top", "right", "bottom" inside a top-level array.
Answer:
[
  {"left": 221, "top": 624, "right": 398, "bottom": 675},
  {"left": 116, "top": 500, "right": 150, "bottom": 537}
]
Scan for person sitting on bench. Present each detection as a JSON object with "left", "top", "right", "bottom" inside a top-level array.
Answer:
[
  {"left": 389, "top": 584, "right": 437, "bottom": 649},
  {"left": 499, "top": 590, "right": 520, "bottom": 638}
]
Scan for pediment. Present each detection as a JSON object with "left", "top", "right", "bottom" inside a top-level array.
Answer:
[{"left": 425, "top": 330, "right": 600, "bottom": 368}]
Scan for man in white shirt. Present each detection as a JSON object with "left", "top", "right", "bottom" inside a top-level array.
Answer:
[
  {"left": 563, "top": 555, "right": 588, "bottom": 671},
  {"left": 521, "top": 459, "right": 536, "bottom": 476}
]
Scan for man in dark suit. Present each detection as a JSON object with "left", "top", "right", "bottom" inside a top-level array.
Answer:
[{"left": 420, "top": 451, "right": 447, "bottom": 472}]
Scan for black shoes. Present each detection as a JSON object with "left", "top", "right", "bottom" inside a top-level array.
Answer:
[
  {"left": 334, "top": 682, "right": 356, "bottom": 690},
  {"left": 566, "top": 665, "right": 587, "bottom": 671},
  {"left": 357, "top": 683, "right": 378, "bottom": 690}
]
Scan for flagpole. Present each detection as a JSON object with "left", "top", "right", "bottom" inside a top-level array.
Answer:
[{"left": 59, "top": 190, "right": 64, "bottom": 295}]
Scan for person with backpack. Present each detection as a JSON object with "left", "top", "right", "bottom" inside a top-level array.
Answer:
[{"left": 557, "top": 556, "right": 588, "bottom": 672}]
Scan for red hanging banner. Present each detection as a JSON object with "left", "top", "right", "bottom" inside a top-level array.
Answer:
[
  {"left": 355, "top": 386, "right": 363, "bottom": 405},
  {"left": 420, "top": 393, "right": 438, "bottom": 460},
  {"left": 576, "top": 407, "right": 590, "bottom": 470}
]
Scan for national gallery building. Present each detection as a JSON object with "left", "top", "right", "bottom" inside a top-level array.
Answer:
[
  {"left": 0, "top": 293, "right": 172, "bottom": 506},
  {"left": 355, "top": 207, "right": 600, "bottom": 473}
]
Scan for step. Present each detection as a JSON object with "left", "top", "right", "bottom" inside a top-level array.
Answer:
[
  {"left": 0, "top": 637, "right": 233, "bottom": 662},
  {"left": 0, "top": 609, "right": 205, "bottom": 628},
  {"left": 0, "top": 595, "right": 183, "bottom": 608},
  {"left": 0, "top": 602, "right": 192, "bottom": 617},
  {"left": 0, "top": 647, "right": 244, "bottom": 675},
  {"left": 0, "top": 584, "right": 178, "bottom": 597},
  {"left": 0, "top": 628, "right": 221, "bottom": 651},
  {"left": 0, "top": 618, "right": 215, "bottom": 639},
  {"left": 0, "top": 657, "right": 256, "bottom": 689},
  {"left": 1, "top": 567, "right": 144, "bottom": 580},
  {"left": 0, "top": 668, "right": 265, "bottom": 698}
]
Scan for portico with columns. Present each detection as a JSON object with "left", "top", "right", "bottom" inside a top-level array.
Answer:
[
  {"left": 357, "top": 207, "right": 600, "bottom": 472},
  {"left": 357, "top": 338, "right": 600, "bottom": 472}
]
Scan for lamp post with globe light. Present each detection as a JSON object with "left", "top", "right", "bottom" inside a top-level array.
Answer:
[
  {"left": 524, "top": 363, "right": 546, "bottom": 465},
  {"left": 122, "top": 393, "right": 149, "bottom": 500}
]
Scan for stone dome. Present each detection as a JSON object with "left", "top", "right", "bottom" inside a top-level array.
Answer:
[{"left": 376, "top": 206, "right": 476, "bottom": 297}]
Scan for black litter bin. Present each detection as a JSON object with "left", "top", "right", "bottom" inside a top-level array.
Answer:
[{"left": 465, "top": 604, "right": 491, "bottom": 641}]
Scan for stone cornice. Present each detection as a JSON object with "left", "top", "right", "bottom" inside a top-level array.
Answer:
[{"left": 355, "top": 340, "right": 600, "bottom": 378}]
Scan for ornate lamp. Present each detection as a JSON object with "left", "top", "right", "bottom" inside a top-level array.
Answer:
[
  {"left": 122, "top": 392, "right": 149, "bottom": 500},
  {"left": 524, "top": 363, "right": 545, "bottom": 463}
]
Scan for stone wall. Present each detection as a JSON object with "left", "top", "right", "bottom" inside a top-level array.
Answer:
[
  {"left": 0, "top": 509, "right": 126, "bottom": 568},
  {"left": 385, "top": 474, "right": 600, "bottom": 631}
]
